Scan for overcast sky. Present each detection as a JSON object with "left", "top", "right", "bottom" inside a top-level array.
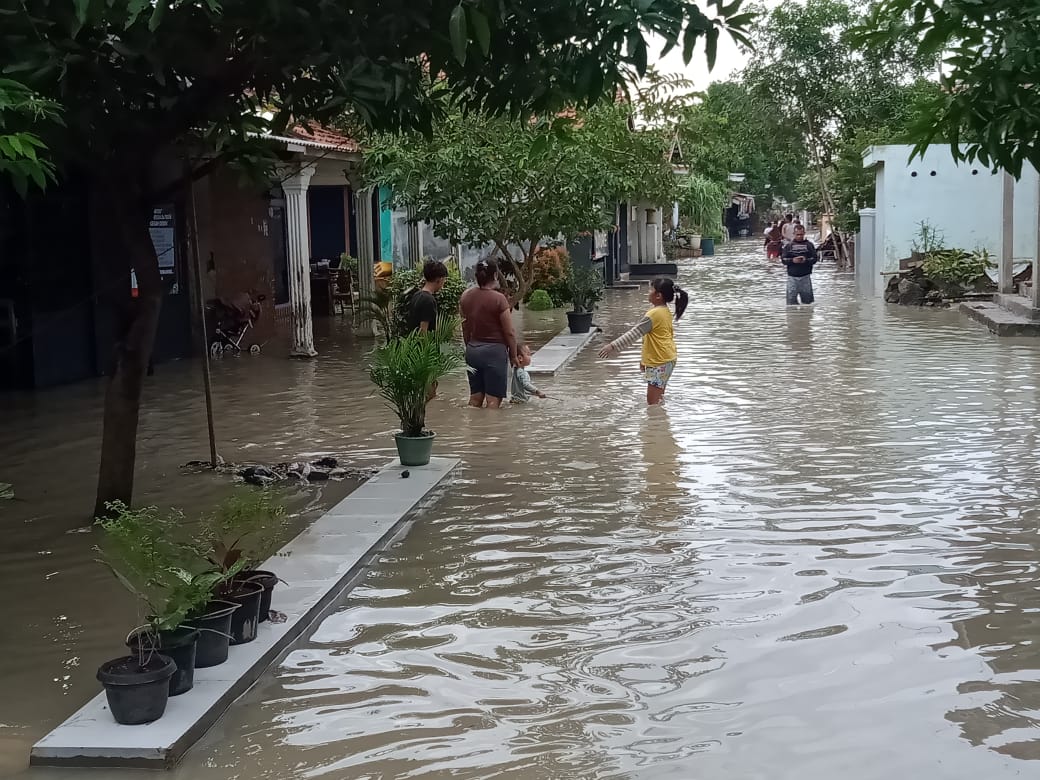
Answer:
[{"left": 650, "top": 0, "right": 785, "bottom": 89}]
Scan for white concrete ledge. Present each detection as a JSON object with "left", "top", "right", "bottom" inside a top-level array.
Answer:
[
  {"left": 30, "top": 457, "right": 460, "bottom": 769},
  {"left": 528, "top": 327, "right": 599, "bottom": 376}
]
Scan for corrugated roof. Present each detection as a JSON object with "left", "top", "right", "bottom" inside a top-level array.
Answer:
[{"left": 267, "top": 124, "right": 360, "bottom": 153}]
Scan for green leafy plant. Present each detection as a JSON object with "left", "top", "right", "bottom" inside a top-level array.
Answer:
[
  {"left": 527, "top": 289, "right": 554, "bottom": 311},
  {"left": 339, "top": 253, "right": 359, "bottom": 278},
  {"left": 912, "top": 221, "right": 945, "bottom": 256},
  {"left": 359, "top": 286, "right": 397, "bottom": 342},
  {"left": 95, "top": 502, "right": 230, "bottom": 658},
  {"left": 922, "top": 249, "right": 993, "bottom": 287},
  {"left": 565, "top": 266, "right": 605, "bottom": 314},
  {"left": 677, "top": 174, "right": 728, "bottom": 236},
  {"left": 197, "top": 491, "right": 289, "bottom": 588},
  {"left": 369, "top": 331, "right": 465, "bottom": 437}
]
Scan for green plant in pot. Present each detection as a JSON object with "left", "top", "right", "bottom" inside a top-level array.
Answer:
[
  {"left": 564, "top": 265, "right": 604, "bottom": 334},
  {"left": 369, "top": 329, "right": 464, "bottom": 466},
  {"left": 94, "top": 502, "right": 227, "bottom": 719},
  {"left": 196, "top": 490, "right": 290, "bottom": 643}
]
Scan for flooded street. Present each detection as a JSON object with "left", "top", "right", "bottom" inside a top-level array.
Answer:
[{"left": 5, "top": 240, "right": 1040, "bottom": 777}]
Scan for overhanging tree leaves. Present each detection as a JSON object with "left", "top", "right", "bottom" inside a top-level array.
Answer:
[
  {"left": 0, "top": 0, "right": 749, "bottom": 516},
  {"left": 0, "top": 79, "right": 60, "bottom": 196},
  {"left": 364, "top": 102, "right": 679, "bottom": 301},
  {"left": 858, "top": 0, "right": 1040, "bottom": 177}
]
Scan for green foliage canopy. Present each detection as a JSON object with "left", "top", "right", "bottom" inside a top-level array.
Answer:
[
  {"left": 859, "top": 0, "right": 1040, "bottom": 177},
  {"left": 364, "top": 101, "right": 679, "bottom": 299}
]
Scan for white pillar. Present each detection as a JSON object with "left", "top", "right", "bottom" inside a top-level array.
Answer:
[
  {"left": 857, "top": 208, "right": 877, "bottom": 297},
  {"left": 645, "top": 207, "right": 658, "bottom": 262},
  {"left": 355, "top": 187, "right": 375, "bottom": 295},
  {"left": 282, "top": 165, "right": 316, "bottom": 357},
  {"left": 634, "top": 206, "right": 646, "bottom": 264},
  {"left": 1033, "top": 176, "right": 1040, "bottom": 308},
  {"left": 999, "top": 170, "right": 1015, "bottom": 295}
]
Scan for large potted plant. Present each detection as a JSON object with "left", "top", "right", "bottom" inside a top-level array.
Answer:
[
  {"left": 196, "top": 490, "right": 290, "bottom": 642},
  {"left": 564, "top": 265, "right": 604, "bottom": 334},
  {"left": 369, "top": 328, "right": 464, "bottom": 466},
  {"left": 95, "top": 503, "right": 226, "bottom": 719}
]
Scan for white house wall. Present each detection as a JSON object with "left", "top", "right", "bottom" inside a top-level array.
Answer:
[{"left": 865, "top": 145, "right": 1039, "bottom": 276}]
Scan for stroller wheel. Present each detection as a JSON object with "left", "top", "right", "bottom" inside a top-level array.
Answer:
[
  {"left": 209, "top": 342, "right": 222, "bottom": 358},
  {"left": 223, "top": 344, "right": 235, "bottom": 354},
  {"left": 250, "top": 344, "right": 261, "bottom": 355}
]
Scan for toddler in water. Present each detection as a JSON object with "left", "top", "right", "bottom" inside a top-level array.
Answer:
[
  {"left": 511, "top": 345, "right": 546, "bottom": 403},
  {"left": 598, "top": 277, "right": 688, "bottom": 405}
]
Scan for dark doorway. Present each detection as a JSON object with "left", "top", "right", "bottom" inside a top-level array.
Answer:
[{"left": 308, "top": 186, "right": 347, "bottom": 262}]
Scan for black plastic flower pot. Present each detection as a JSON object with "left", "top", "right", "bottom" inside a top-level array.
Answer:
[
  {"left": 126, "top": 627, "right": 199, "bottom": 697},
  {"left": 223, "top": 581, "right": 264, "bottom": 645},
  {"left": 186, "top": 600, "right": 238, "bottom": 668},
  {"left": 97, "top": 654, "right": 176, "bottom": 725},
  {"left": 566, "top": 311, "right": 594, "bottom": 334},
  {"left": 235, "top": 570, "right": 278, "bottom": 623}
]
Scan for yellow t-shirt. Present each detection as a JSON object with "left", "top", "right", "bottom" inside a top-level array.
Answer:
[{"left": 641, "top": 305, "right": 677, "bottom": 366}]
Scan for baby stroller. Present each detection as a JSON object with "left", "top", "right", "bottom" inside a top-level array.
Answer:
[{"left": 207, "top": 292, "right": 265, "bottom": 357}]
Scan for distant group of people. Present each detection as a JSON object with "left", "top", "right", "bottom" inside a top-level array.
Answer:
[
  {"left": 406, "top": 257, "right": 686, "bottom": 409},
  {"left": 408, "top": 220, "right": 811, "bottom": 412},
  {"left": 765, "top": 213, "right": 819, "bottom": 305}
]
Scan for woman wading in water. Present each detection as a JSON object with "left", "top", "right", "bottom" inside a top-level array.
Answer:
[{"left": 459, "top": 258, "right": 519, "bottom": 408}]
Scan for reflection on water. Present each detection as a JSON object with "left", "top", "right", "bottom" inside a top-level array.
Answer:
[{"left": 5, "top": 242, "right": 1040, "bottom": 778}]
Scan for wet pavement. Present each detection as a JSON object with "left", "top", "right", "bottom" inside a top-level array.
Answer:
[{"left": 4, "top": 240, "right": 1040, "bottom": 777}]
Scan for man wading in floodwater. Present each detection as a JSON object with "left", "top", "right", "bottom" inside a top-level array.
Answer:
[{"left": 782, "top": 223, "right": 819, "bottom": 305}]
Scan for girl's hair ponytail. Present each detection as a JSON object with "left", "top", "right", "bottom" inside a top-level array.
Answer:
[
  {"left": 673, "top": 286, "right": 689, "bottom": 321},
  {"left": 651, "top": 277, "right": 689, "bottom": 321}
]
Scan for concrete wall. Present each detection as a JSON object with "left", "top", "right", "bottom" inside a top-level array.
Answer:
[{"left": 863, "top": 145, "right": 1040, "bottom": 280}]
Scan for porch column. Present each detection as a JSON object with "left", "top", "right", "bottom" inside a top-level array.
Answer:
[
  {"left": 645, "top": 207, "right": 659, "bottom": 262},
  {"left": 354, "top": 187, "right": 375, "bottom": 295},
  {"left": 407, "top": 208, "right": 423, "bottom": 265},
  {"left": 634, "top": 205, "right": 646, "bottom": 264},
  {"left": 999, "top": 170, "right": 1015, "bottom": 295},
  {"left": 1033, "top": 176, "right": 1040, "bottom": 308},
  {"left": 283, "top": 165, "right": 317, "bottom": 357}
]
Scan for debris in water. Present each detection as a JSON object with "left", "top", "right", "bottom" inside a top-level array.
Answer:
[
  {"left": 0, "top": 482, "right": 13, "bottom": 500},
  {"left": 185, "top": 456, "right": 378, "bottom": 488},
  {"left": 268, "top": 610, "right": 288, "bottom": 624},
  {"left": 401, "top": 470, "right": 410, "bottom": 479}
]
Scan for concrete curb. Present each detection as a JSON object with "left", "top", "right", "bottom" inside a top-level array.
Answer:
[
  {"left": 30, "top": 457, "right": 460, "bottom": 769},
  {"left": 528, "top": 327, "right": 599, "bottom": 376}
]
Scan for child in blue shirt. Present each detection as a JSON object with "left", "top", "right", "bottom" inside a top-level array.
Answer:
[{"left": 511, "top": 345, "right": 546, "bottom": 403}]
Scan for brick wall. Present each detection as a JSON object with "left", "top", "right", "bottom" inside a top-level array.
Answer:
[{"left": 195, "top": 169, "right": 284, "bottom": 343}]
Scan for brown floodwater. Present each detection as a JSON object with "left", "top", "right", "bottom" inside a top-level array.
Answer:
[{"left": 4, "top": 240, "right": 1040, "bottom": 778}]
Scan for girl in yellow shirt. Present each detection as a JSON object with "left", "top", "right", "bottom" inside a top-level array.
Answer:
[{"left": 598, "top": 278, "right": 688, "bottom": 405}]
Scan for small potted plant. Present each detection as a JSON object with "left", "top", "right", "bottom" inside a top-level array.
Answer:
[
  {"left": 196, "top": 490, "right": 290, "bottom": 641},
  {"left": 95, "top": 503, "right": 224, "bottom": 719},
  {"left": 369, "top": 329, "right": 464, "bottom": 466},
  {"left": 564, "top": 265, "right": 604, "bottom": 334}
]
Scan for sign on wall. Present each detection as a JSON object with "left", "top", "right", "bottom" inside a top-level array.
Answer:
[{"left": 148, "top": 204, "right": 180, "bottom": 294}]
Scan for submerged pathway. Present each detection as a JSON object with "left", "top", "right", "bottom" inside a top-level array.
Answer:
[{"left": 10, "top": 241, "right": 1040, "bottom": 778}]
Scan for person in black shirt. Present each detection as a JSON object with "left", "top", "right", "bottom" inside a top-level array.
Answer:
[
  {"left": 407, "top": 260, "right": 449, "bottom": 333},
  {"left": 781, "top": 224, "right": 818, "bottom": 305}
]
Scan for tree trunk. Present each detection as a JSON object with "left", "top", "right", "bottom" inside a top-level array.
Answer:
[{"left": 93, "top": 179, "right": 164, "bottom": 517}]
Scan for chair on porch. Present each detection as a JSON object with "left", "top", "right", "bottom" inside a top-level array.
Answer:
[{"left": 332, "top": 268, "right": 357, "bottom": 320}]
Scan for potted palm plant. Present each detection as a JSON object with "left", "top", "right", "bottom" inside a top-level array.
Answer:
[
  {"left": 369, "top": 326, "right": 464, "bottom": 466},
  {"left": 95, "top": 503, "right": 228, "bottom": 719},
  {"left": 564, "top": 265, "right": 604, "bottom": 334}
]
